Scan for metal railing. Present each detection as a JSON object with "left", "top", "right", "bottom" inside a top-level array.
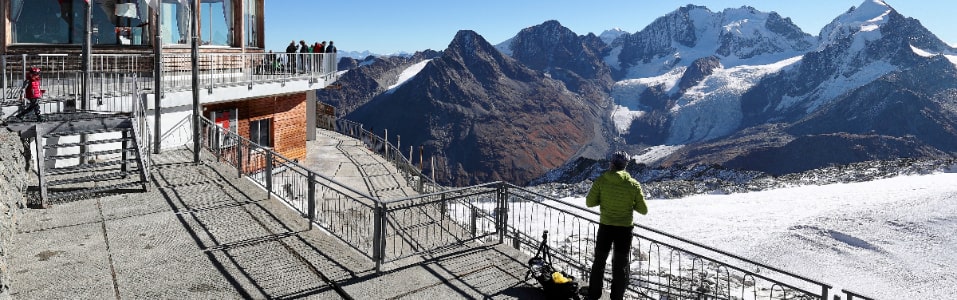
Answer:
[
  {"left": 130, "top": 77, "right": 152, "bottom": 171},
  {"left": 1, "top": 54, "right": 150, "bottom": 114},
  {"left": 194, "top": 118, "right": 843, "bottom": 299},
  {"left": 500, "top": 183, "right": 834, "bottom": 300},
  {"left": 331, "top": 118, "right": 442, "bottom": 195},
  {"left": 380, "top": 182, "right": 835, "bottom": 300},
  {"left": 199, "top": 116, "right": 381, "bottom": 261},
  {"left": 1, "top": 53, "right": 338, "bottom": 114},
  {"left": 161, "top": 52, "right": 337, "bottom": 93}
]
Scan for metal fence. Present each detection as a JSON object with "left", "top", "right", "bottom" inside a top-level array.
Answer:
[
  {"left": 331, "top": 118, "right": 442, "bottom": 195},
  {"left": 193, "top": 119, "right": 844, "bottom": 300},
  {"left": 1, "top": 54, "right": 149, "bottom": 114},
  {"left": 1, "top": 53, "right": 338, "bottom": 115},
  {"left": 161, "top": 52, "right": 337, "bottom": 93},
  {"left": 199, "top": 116, "right": 381, "bottom": 261},
  {"left": 499, "top": 183, "right": 834, "bottom": 300}
]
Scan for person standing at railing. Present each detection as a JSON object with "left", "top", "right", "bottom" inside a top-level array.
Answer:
[
  {"left": 585, "top": 151, "right": 648, "bottom": 300},
  {"left": 286, "top": 40, "right": 298, "bottom": 74},
  {"left": 325, "top": 41, "right": 337, "bottom": 54},
  {"left": 15, "top": 67, "right": 44, "bottom": 122},
  {"left": 299, "top": 40, "right": 311, "bottom": 73}
]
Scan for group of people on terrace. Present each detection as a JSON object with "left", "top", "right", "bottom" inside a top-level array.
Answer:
[
  {"left": 275, "top": 39, "right": 337, "bottom": 74},
  {"left": 260, "top": 39, "right": 338, "bottom": 75}
]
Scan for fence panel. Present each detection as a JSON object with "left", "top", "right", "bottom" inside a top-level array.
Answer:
[
  {"left": 199, "top": 116, "right": 380, "bottom": 260},
  {"left": 501, "top": 183, "right": 830, "bottom": 300},
  {"left": 378, "top": 183, "right": 501, "bottom": 264}
]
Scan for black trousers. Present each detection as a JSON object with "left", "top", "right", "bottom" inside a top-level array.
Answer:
[
  {"left": 15, "top": 98, "right": 40, "bottom": 119},
  {"left": 588, "top": 224, "right": 633, "bottom": 300}
]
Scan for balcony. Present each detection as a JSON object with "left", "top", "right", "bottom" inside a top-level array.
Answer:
[{"left": 0, "top": 52, "right": 338, "bottom": 116}]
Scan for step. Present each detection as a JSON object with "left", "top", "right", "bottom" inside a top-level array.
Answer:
[
  {"left": 44, "top": 137, "right": 135, "bottom": 149},
  {"left": 47, "top": 159, "right": 139, "bottom": 176},
  {"left": 45, "top": 147, "right": 135, "bottom": 161},
  {"left": 47, "top": 170, "right": 140, "bottom": 187},
  {"left": 44, "top": 126, "right": 131, "bottom": 138},
  {"left": 48, "top": 181, "right": 144, "bottom": 200}
]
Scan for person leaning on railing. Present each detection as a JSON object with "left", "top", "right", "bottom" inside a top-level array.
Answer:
[{"left": 584, "top": 151, "right": 648, "bottom": 300}]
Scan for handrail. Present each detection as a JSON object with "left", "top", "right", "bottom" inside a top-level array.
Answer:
[
  {"left": 330, "top": 117, "right": 442, "bottom": 195},
  {"left": 499, "top": 182, "right": 832, "bottom": 290},
  {"left": 1, "top": 53, "right": 338, "bottom": 109}
]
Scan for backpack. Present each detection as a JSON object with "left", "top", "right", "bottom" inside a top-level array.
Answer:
[
  {"left": 528, "top": 257, "right": 580, "bottom": 299},
  {"left": 525, "top": 231, "right": 581, "bottom": 300}
]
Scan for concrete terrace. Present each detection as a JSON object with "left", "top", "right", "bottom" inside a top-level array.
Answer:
[{"left": 7, "top": 129, "right": 551, "bottom": 299}]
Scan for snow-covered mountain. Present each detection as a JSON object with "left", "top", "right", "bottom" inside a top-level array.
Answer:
[
  {"left": 603, "top": 0, "right": 957, "bottom": 176},
  {"left": 608, "top": 5, "right": 815, "bottom": 78},
  {"left": 598, "top": 28, "right": 627, "bottom": 45},
  {"left": 324, "top": 0, "right": 957, "bottom": 185}
]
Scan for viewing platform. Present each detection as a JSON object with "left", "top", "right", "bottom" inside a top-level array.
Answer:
[{"left": 7, "top": 133, "right": 546, "bottom": 299}]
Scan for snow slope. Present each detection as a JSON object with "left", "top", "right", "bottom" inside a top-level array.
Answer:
[
  {"left": 565, "top": 171, "right": 957, "bottom": 299},
  {"left": 667, "top": 56, "right": 802, "bottom": 143},
  {"left": 384, "top": 59, "right": 433, "bottom": 94}
]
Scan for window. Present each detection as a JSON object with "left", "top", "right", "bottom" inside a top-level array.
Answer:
[
  {"left": 243, "top": 0, "right": 259, "bottom": 48},
  {"left": 160, "top": 0, "right": 191, "bottom": 45},
  {"left": 250, "top": 118, "right": 271, "bottom": 147},
  {"left": 200, "top": 0, "right": 233, "bottom": 46},
  {"left": 11, "top": 0, "right": 151, "bottom": 45}
]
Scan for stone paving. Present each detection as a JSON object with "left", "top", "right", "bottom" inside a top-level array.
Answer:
[{"left": 7, "top": 130, "right": 555, "bottom": 299}]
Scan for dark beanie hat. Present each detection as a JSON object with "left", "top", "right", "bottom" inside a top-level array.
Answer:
[{"left": 611, "top": 151, "right": 628, "bottom": 170}]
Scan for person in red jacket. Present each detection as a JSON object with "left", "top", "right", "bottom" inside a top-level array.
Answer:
[
  {"left": 585, "top": 151, "right": 648, "bottom": 300},
  {"left": 16, "top": 67, "right": 44, "bottom": 121}
]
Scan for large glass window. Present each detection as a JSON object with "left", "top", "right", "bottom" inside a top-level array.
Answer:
[
  {"left": 250, "top": 118, "right": 271, "bottom": 147},
  {"left": 200, "top": 0, "right": 232, "bottom": 46},
  {"left": 160, "top": 0, "right": 191, "bottom": 45},
  {"left": 11, "top": 0, "right": 150, "bottom": 45},
  {"left": 243, "top": 0, "right": 259, "bottom": 48}
]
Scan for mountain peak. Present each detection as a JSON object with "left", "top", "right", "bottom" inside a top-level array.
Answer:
[{"left": 819, "top": 0, "right": 893, "bottom": 47}]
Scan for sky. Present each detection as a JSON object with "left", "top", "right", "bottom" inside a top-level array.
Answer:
[{"left": 265, "top": 0, "right": 957, "bottom": 54}]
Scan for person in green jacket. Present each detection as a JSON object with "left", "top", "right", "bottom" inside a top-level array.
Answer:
[{"left": 585, "top": 151, "right": 648, "bottom": 300}]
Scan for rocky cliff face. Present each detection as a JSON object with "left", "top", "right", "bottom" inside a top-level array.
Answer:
[
  {"left": 317, "top": 50, "right": 442, "bottom": 116},
  {"left": 347, "top": 30, "right": 608, "bottom": 186},
  {"left": 331, "top": 0, "right": 957, "bottom": 185}
]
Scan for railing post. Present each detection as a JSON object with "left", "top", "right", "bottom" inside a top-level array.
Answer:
[
  {"left": 513, "top": 228, "right": 520, "bottom": 250},
  {"left": 121, "top": 129, "right": 129, "bottom": 172},
  {"left": 236, "top": 141, "right": 244, "bottom": 178},
  {"left": 822, "top": 286, "right": 830, "bottom": 300},
  {"left": 373, "top": 202, "right": 386, "bottom": 273},
  {"left": 307, "top": 172, "right": 316, "bottom": 230},
  {"left": 265, "top": 150, "right": 273, "bottom": 195},
  {"left": 497, "top": 183, "right": 508, "bottom": 244},
  {"left": 214, "top": 125, "right": 222, "bottom": 162},
  {"left": 1, "top": 55, "right": 6, "bottom": 104},
  {"left": 470, "top": 206, "right": 478, "bottom": 238}
]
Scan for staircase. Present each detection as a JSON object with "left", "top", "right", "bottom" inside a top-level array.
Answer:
[{"left": 28, "top": 113, "right": 150, "bottom": 205}]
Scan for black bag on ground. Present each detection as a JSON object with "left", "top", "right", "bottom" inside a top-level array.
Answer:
[{"left": 524, "top": 230, "right": 581, "bottom": 300}]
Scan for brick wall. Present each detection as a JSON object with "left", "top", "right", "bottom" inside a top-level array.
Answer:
[{"left": 203, "top": 92, "right": 308, "bottom": 162}]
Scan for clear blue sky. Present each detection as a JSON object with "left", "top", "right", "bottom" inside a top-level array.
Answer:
[{"left": 265, "top": 0, "right": 957, "bottom": 54}]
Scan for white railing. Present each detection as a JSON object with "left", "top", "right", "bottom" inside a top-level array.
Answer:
[
  {"left": 160, "top": 52, "right": 337, "bottom": 92},
  {"left": 1, "top": 52, "right": 338, "bottom": 114}
]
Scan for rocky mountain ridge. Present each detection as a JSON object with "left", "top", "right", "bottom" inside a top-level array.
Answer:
[{"left": 318, "top": 0, "right": 957, "bottom": 187}]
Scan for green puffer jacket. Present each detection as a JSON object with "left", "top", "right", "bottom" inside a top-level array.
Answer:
[{"left": 586, "top": 170, "right": 648, "bottom": 227}]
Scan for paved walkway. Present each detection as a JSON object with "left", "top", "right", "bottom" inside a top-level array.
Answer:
[
  {"left": 303, "top": 130, "right": 419, "bottom": 200},
  {"left": 8, "top": 134, "right": 550, "bottom": 299}
]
